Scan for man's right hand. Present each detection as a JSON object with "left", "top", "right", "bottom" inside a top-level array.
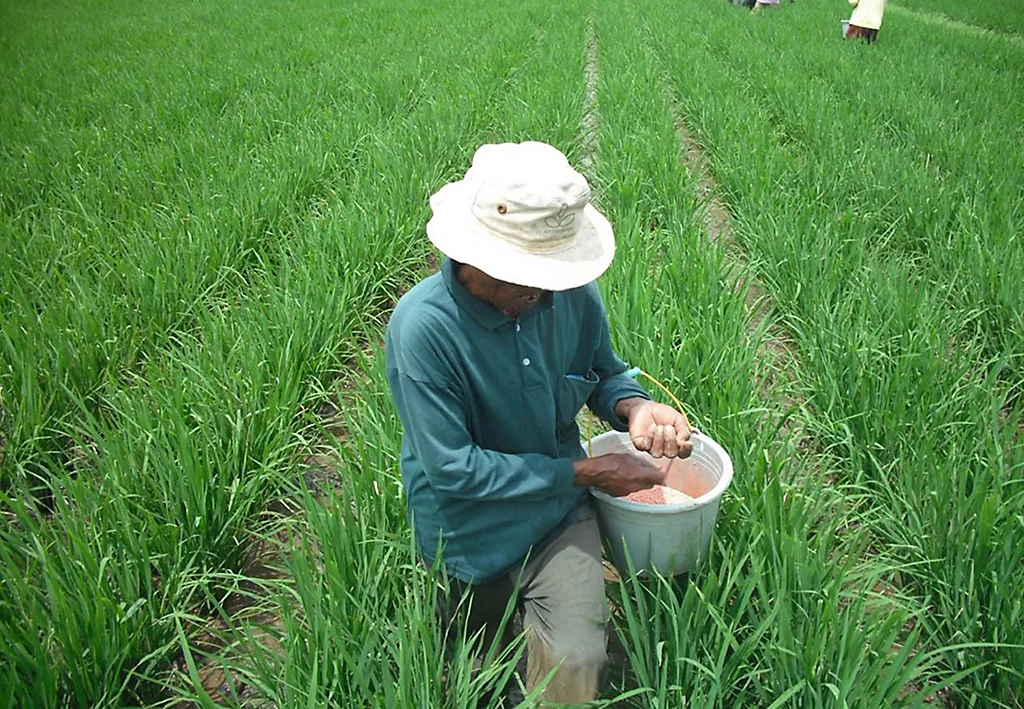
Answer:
[{"left": 573, "top": 453, "right": 664, "bottom": 497}]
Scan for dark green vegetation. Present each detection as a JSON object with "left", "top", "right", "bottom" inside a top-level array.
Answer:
[{"left": 891, "top": 0, "right": 1024, "bottom": 37}]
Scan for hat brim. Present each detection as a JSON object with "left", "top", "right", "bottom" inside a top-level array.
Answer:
[{"left": 425, "top": 180, "right": 615, "bottom": 291}]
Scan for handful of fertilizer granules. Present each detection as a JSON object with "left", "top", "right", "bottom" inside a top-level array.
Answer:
[{"left": 624, "top": 484, "right": 694, "bottom": 506}]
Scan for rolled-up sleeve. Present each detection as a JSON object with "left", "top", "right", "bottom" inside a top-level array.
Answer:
[{"left": 393, "top": 372, "right": 577, "bottom": 501}]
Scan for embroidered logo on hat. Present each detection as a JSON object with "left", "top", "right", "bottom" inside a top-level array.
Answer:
[{"left": 544, "top": 204, "right": 576, "bottom": 230}]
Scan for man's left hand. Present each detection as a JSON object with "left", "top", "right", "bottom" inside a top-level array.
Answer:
[{"left": 615, "top": 397, "right": 693, "bottom": 459}]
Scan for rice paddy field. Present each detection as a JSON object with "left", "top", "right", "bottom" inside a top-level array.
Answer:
[{"left": 1, "top": 0, "right": 1022, "bottom": 705}]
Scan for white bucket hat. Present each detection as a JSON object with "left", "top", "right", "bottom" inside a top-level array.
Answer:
[{"left": 426, "top": 141, "right": 615, "bottom": 291}]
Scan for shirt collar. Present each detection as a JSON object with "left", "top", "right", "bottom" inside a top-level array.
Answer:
[{"left": 441, "top": 258, "right": 553, "bottom": 330}]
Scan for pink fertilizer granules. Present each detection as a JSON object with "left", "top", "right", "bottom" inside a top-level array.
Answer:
[{"left": 624, "top": 485, "right": 694, "bottom": 506}]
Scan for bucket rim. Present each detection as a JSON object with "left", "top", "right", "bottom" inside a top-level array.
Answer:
[{"left": 585, "top": 430, "right": 734, "bottom": 514}]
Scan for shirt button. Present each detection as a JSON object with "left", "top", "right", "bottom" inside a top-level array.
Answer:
[{"left": 522, "top": 357, "right": 531, "bottom": 366}]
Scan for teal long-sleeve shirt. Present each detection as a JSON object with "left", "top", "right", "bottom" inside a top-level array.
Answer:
[{"left": 385, "top": 258, "right": 649, "bottom": 582}]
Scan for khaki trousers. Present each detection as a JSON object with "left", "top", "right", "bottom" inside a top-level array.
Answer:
[{"left": 438, "top": 510, "right": 608, "bottom": 704}]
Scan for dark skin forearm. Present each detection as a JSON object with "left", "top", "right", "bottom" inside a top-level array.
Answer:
[
  {"left": 572, "top": 453, "right": 663, "bottom": 497},
  {"left": 614, "top": 396, "right": 648, "bottom": 422}
]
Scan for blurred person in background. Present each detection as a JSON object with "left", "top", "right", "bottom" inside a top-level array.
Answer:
[{"left": 846, "top": 0, "right": 886, "bottom": 42}]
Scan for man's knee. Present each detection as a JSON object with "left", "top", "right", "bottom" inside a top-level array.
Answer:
[
  {"left": 565, "top": 639, "right": 608, "bottom": 671},
  {"left": 545, "top": 624, "right": 608, "bottom": 670}
]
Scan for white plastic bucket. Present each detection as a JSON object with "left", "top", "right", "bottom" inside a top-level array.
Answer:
[{"left": 585, "top": 430, "right": 733, "bottom": 576}]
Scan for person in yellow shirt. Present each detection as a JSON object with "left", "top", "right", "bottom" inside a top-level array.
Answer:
[{"left": 846, "top": 0, "right": 886, "bottom": 42}]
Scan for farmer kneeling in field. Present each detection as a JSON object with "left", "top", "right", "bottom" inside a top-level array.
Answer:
[{"left": 385, "top": 141, "right": 693, "bottom": 703}]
